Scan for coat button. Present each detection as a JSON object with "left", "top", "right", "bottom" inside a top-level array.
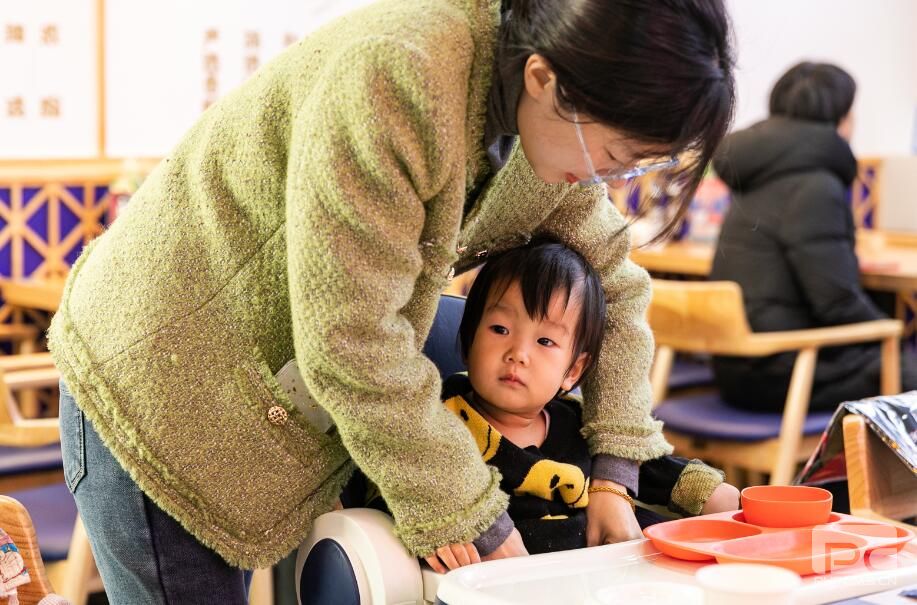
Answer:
[{"left": 267, "top": 405, "right": 288, "bottom": 425}]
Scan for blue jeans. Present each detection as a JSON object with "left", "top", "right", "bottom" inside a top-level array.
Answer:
[{"left": 59, "top": 381, "right": 253, "bottom": 604}]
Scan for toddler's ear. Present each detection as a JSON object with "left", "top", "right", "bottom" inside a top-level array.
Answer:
[{"left": 561, "top": 352, "right": 590, "bottom": 391}]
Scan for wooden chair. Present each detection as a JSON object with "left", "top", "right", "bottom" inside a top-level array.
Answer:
[
  {"left": 648, "top": 279, "right": 902, "bottom": 487},
  {"left": 650, "top": 349, "right": 715, "bottom": 404},
  {"left": 0, "top": 367, "right": 62, "bottom": 493},
  {"left": 0, "top": 324, "right": 41, "bottom": 355},
  {"left": 0, "top": 325, "right": 48, "bottom": 419},
  {"left": 843, "top": 414, "right": 916, "bottom": 530}
]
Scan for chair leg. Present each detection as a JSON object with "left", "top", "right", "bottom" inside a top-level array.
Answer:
[
  {"left": 771, "top": 347, "right": 817, "bottom": 486},
  {"left": 47, "top": 516, "right": 95, "bottom": 605},
  {"left": 18, "top": 390, "right": 40, "bottom": 419},
  {"left": 249, "top": 567, "right": 274, "bottom": 605},
  {"left": 650, "top": 345, "right": 675, "bottom": 407},
  {"left": 879, "top": 336, "right": 901, "bottom": 395}
]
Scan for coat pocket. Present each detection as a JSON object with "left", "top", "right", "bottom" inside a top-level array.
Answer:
[{"left": 96, "top": 319, "right": 350, "bottom": 542}]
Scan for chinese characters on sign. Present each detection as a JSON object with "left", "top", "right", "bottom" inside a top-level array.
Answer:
[
  {"left": 244, "top": 30, "right": 260, "bottom": 78},
  {"left": 200, "top": 28, "right": 299, "bottom": 112},
  {"left": 0, "top": 0, "right": 96, "bottom": 158},
  {"left": 202, "top": 28, "right": 220, "bottom": 111},
  {"left": 4, "top": 23, "right": 62, "bottom": 119}
]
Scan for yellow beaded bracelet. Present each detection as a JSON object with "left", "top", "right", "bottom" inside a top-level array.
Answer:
[{"left": 587, "top": 485, "right": 636, "bottom": 511}]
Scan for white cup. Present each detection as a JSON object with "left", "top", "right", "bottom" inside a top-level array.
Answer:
[{"left": 695, "top": 563, "right": 801, "bottom": 605}]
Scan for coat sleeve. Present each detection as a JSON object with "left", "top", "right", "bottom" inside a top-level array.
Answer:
[
  {"left": 537, "top": 189, "right": 673, "bottom": 461},
  {"left": 780, "top": 174, "right": 884, "bottom": 326},
  {"left": 284, "top": 36, "right": 508, "bottom": 556}
]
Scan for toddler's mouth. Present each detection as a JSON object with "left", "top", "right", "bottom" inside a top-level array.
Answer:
[{"left": 500, "top": 374, "right": 525, "bottom": 386}]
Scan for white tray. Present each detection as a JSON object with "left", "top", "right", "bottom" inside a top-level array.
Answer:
[{"left": 436, "top": 535, "right": 917, "bottom": 605}]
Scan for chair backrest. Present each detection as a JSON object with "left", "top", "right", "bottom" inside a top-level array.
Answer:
[
  {"left": 648, "top": 279, "right": 753, "bottom": 354},
  {"left": 422, "top": 295, "right": 468, "bottom": 379},
  {"left": 0, "top": 370, "right": 60, "bottom": 448}
]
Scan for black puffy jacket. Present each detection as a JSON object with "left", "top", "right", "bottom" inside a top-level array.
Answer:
[{"left": 709, "top": 117, "right": 887, "bottom": 411}]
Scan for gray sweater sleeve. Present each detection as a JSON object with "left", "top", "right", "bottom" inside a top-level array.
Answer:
[
  {"left": 472, "top": 511, "right": 515, "bottom": 556},
  {"left": 591, "top": 454, "right": 640, "bottom": 496}
]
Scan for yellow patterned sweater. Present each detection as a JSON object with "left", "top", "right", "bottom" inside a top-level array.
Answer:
[
  {"left": 48, "top": 0, "right": 669, "bottom": 568},
  {"left": 443, "top": 375, "right": 592, "bottom": 554}
]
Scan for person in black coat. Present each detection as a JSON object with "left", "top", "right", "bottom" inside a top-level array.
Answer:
[{"left": 709, "top": 62, "right": 917, "bottom": 412}]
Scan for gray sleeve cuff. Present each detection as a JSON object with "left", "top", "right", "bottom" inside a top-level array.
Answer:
[
  {"left": 591, "top": 454, "right": 640, "bottom": 496},
  {"left": 472, "top": 511, "right": 514, "bottom": 556}
]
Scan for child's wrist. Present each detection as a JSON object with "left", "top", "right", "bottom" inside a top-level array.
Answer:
[
  {"left": 587, "top": 481, "right": 636, "bottom": 511},
  {"left": 589, "top": 478, "right": 628, "bottom": 492}
]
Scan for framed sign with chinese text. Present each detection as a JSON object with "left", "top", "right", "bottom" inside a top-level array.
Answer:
[{"left": 0, "top": 0, "right": 99, "bottom": 158}]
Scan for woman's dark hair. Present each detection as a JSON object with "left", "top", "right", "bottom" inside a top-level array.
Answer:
[
  {"left": 501, "top": 0, "right": 736, "bottom": 241},
  {"left": 459, "top": 238, "right": 606, "bottom": 391},
  {"left": 769, "top": 62, "right": 856, "bottom": 125}
]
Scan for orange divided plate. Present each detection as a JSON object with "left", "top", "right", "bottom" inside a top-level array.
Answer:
[
  {"left": 834, "top": 522, "right": 914, "bottom": 554},
  {"left": 710, "top": 528, "right": 867, "bottom": 575},
  {"left": 643, "top": 512, "right": 915, "bottom": 576},
  {"left": 643, "top": 519, "right": 762, "bottom": 561}
]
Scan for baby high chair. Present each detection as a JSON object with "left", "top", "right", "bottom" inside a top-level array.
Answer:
[{"left": 295, "top": 295, "right": 466, "bottom": 605}]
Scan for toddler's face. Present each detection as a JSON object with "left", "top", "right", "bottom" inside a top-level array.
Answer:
[{"left": 467, "top": 280, "right": 587, "bottom": 416}]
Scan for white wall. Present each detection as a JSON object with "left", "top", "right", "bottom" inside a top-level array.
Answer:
[
  {"left": 726, "top": 0, "right": 917, "bottom": 156},
  {"left": 105, "top": 0, "right": 377, "bottom": 158}
]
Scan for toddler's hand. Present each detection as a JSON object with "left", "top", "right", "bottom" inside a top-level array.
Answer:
[
  {"left": 424, "top": 542, "right": 480, "bottom": 574},
  {"left": 586, "top": 481, "right": 642, "bottom": 546}
]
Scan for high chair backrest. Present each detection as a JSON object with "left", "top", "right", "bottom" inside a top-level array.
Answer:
[
  {"left": 648, "top": 280, "right": 753, "bottom": 353},
  {"left": 843, "top": 414, "right": 917, "bottom": 529},
  {"left": 421, "top": 295, "right": 467, "bottom": 379}
]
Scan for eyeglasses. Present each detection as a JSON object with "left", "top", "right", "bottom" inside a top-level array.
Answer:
[{"left": 572, "top": 111, "right": 678, "bottom": 187}]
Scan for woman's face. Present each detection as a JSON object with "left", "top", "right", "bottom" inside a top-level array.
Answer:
[{"left": 516, "top": 54, "right": 666, "bottom": 187}]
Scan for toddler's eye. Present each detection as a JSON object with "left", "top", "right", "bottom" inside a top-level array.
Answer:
[
  {"left": 490, "top": 325, "right": 508, "bottom": 335},
  {"left": 537, "top": 337, "right": 555, "bottom": 347}
]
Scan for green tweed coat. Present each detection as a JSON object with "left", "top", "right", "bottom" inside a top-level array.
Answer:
[{"left": 48, "top": 0, "right": 671, "bottom": 568}]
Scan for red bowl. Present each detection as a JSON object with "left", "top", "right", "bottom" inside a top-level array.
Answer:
[{"left": 741, "top": 486, "right": 832, "bottom": 528}]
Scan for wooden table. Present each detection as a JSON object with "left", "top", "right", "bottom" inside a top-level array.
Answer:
[
  {"left": 630, "top": 231, "right": 917, "bottom": 292},
  {"left": 0, "top": 278, "right": 66, "bottom": 313}
]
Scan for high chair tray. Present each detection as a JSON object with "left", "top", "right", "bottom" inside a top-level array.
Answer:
[
  {"left": 643, "top": 510, "right": 914, "bottom": 575},
  {"left": 436, "top": 534, "right": 917, "bottom": 605}
]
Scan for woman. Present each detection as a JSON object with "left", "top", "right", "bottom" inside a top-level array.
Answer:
[
  {"left": 50, "top": 0, "right": 735, "bottom": 601},
  {"left": 711, "top": 61, "right": 917, "bottom": 412}
]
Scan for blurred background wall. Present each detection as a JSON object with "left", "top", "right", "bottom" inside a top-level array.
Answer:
[
  {"left": 727, "top": 0, "right": 917, "bottom": 156},
  {"left": 2, "top": 0, "right": 915, "bottom": 159}
]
